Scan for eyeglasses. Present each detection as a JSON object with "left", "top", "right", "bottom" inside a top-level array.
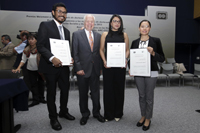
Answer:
[
  {"left": 56, "top": 10, "right": 67, "bottom": 15},
  {"left": 140, "top": 25, "right": 150, "bottom": 29},
  {"left": 112, "top": 20, "right": 121, "bottom": 24}
]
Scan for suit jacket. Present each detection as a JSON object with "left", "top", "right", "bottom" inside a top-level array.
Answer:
[
  {"left": 72, "top": 29, "right": 102, "bottom": 78},
  {"left": 37, "top": 20, "right": 70, "bottom": 74},
  {"left": 130, "top": 36, "right": 165, "bottom": 71},
  {"left": 0, "top": 42, "right": 16, "bottom": 70}
]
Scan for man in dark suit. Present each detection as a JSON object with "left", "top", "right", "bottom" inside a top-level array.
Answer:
[
  {"left": 37, "top": 3, "right": 75, "bottom": 131},
  {"left": 72, "top": 14, "right": 105, "bottom": 125}
]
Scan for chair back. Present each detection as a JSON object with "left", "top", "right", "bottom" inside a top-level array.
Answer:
[
  {"left": 167, "top": 58, "right": 176, "bottom": 64},
  {"left": 0, "top": 69, "right": 20, "bottom": 79},
  {"left": 194, "top": 64, "right": 200, "bottom": 75},
  {"left": 161, "top": 63, "right": 174, "bottom": 74}
]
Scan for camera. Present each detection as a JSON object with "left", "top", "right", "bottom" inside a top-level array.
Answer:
[{"left": 16, "top": 30, "right": 22, "bottom": 39}]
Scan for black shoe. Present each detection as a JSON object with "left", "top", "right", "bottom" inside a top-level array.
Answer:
[
  {"left": 40, "top": 99, "right": 47, "bottom": 103},
  {"left": 195, "top": 110, "right": 200, "bottom": 113},
  {"left": 136, "top": 120, "right": 145, "bottom": 127},
  {"left": 50, "top": 119, "right": 62, "bottom": 131},
  {"left": 142, "top": 120, "right": 151, "bottom": 131},
  {"left": 80, "top": 117, "right": 89, "bottom": 125},
  {"left": 93, "top": 114, "right": 105, "bottom": 123},
  {"left": 28, "top": 101, "right": 39, "bottom": 107},
  {"left": 14, "top": 124, "right": 21, "bottom": 132},
  {"left": 59, "top": 112, "right": 75, "bottom": 120}
]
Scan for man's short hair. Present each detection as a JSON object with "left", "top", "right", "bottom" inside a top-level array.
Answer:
[
  {"left": 1, "top": 35, "right": 11, "bottom": 42},
  {"left": 84, "top": 14, "right": 95, "bottom": 22},
  {"left": 52, "top": 2, "right": 67, "bottom": 12}
]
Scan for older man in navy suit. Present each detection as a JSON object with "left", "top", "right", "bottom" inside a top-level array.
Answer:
[
  {"left": 37, "top": 3, "right": 75, "bottom": 131},
  {"left": 72, "top": 14, "right": 105, "bottom": 125}
]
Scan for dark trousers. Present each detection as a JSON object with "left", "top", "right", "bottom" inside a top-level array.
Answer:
[
  {"left": 44, "top": 67, "right": 70, "bottom": 120},
  {"left": 22, "top": 68, "right": 31, "bottom": 91},
  {"left": 77, "top": 66, "right": 101, "bottom": 118},
  {"left": 134, "top": 76, "right": 157, "bottom": 119},
  {"left": 103, "top": 67, "right": 126, "bottom": 120},
  {"left": 28, "top": 70, "right": 45, "bottom": 101}
]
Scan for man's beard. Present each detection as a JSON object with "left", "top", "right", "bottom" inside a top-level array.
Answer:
[{"left": 54, "top": 15, "right": 66, "bottom": 24}]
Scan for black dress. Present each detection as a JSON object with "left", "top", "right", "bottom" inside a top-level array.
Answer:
[{"left": 103, "top": 30, "right": 126, "bottom": 120}]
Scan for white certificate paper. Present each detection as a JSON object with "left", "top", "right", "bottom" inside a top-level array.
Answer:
[
  {"left": 50, "top": 38, "right": 72, "bottom": 66},
  {"left": 107, "top": 43, "right": 125, "bottom": 67},
  {"left": 130, "top": 49, "right": 151, "bottom": 76}
]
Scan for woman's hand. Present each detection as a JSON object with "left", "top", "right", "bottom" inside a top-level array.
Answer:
[
  {"left": 12, "top": 68, "right": 21, "bottom": 73},
  {"left": 104, "top": 61, "right": 111, "bottom": 68},
  {"left": 147, "top": 47, "right": 155, "bottom": 56},
  {"left": 129, "top": 69, "right": 134, "bottom": 77}
]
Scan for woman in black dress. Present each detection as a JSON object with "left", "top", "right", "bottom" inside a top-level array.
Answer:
[{"left": 100, "top": 14, "right": 129, "bottom": 122}]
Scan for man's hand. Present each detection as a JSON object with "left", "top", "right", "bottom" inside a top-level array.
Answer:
[
  {"left": 77, "top": 70, "right": 85, "bottom": 75},
  {"left": 52, "top": 57, "right": 62, "bottom": 67},
  {"left": 70, "top": 58, "right": 74, "bottom": 65}
]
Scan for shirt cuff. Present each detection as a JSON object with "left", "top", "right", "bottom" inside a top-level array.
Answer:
[{"left": 49, "top": 56, "right": 55, "bottom": 62}]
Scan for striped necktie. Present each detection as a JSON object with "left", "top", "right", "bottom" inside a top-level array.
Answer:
[{"left": 89, "top": 31, "right": 93, "bottom": 51}]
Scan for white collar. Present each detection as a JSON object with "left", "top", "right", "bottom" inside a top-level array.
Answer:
[{"left": 54, "top": 19, "right": 63, "bottom": 27}]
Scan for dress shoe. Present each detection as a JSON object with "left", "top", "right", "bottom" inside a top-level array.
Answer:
[
  {"left": 142, "top": 120, "right": 151, "bottom": 131},
  {"left": 195, "top": 110, "right": 200, "bottom": 113},
  {"left": 40, "top": 99, "right": 47, "bottom": 103},
  {"left": 115, "top": 118, "right": 120, "bottom": 122},
  {"left": 28, "top": 101, "right": 39, "bottom": 107},
  {"left": 14, "top": 124, "right": 21, "bottom": 132},
  {"left": 80, "top": 117, "right": 89, "bottom": 125},
  {"left": 93, "top": 115, "right": 105, "bottom": 123},
  {"left": 59, "top": 112, "right": 75, "bottom": 120},
  {"left": 50, "top": 119, "right": 62, "bottom": 131},
  {"left": 136, "top": 120, "right": 145, "bottom": 127}
]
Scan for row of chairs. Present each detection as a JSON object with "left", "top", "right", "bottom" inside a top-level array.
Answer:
[
  {"left": 69, "top": 60, "right": 200, "bottom": 88},
  {"left": 158, "top": 63, "right": 200, "bottom": 87}
]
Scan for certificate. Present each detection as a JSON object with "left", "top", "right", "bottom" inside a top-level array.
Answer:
[
  {"left": 130, "top": 49, "right": 151, "bottom": 76},
  {"left": 50, "top": 38, "right": 72, "bottom": 66},
  {"left": 107, "top": 43, "right": 125, "bottom": 67}
]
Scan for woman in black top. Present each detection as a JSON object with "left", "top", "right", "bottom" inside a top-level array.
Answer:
[
  {"left": 100, "top": 14, "right": 129, "bottom": 121},
  {"left": 129, "top": 20, "right": 165, "bottom": 131}
]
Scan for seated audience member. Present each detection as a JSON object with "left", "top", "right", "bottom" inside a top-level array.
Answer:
[
  {"left": 12, "top": 33, "right": 46, "bottom": 107},
  {"left": 0, "top": 35, "right": 16, "bottom": 69}
]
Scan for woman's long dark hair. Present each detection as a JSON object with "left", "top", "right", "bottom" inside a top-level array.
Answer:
[{"left": 107, "top": 14, "right": 124, "bottom": 38}]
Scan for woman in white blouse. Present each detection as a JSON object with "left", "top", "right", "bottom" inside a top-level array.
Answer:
[{"left": 12, "top": 33, "right": 46, "bottom": 107}]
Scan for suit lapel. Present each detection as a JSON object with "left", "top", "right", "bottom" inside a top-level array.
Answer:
[
  {"left": 135, "top": 39, "right": 140, "bottom": 48},
  {"left": 81, "top": 30, "right": 91, "bottom": 51},
  {"left": 51, "top": 20, "right": 60, "bottom": 39},
  {"left": 148, "top": 36, "right": 152, "bottom": 47},
  {"left": 93, "top": 31, "right": 97, "bottom": 51}
]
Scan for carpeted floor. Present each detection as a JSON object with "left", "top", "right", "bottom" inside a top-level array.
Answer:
[{"left": 14, "top": 78, "right": 200, "bottom": 133}]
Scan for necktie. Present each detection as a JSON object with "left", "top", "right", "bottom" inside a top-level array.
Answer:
[
  {"left": 89, "top": 31, "right": 93, "bottom": 51},
  {"left": 59, "top": 26, "right": 64, "bottom": 40}
]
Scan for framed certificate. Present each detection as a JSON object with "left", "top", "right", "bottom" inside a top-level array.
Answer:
[
  {"left": 107, "top": 43, "right": 125, "bottom": 67},
  {"left": 50, "top": 38, "right": 72, "bottom": 66},
  {"left": 130, "top": 49, "right": 151, "bottom": 76}
]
